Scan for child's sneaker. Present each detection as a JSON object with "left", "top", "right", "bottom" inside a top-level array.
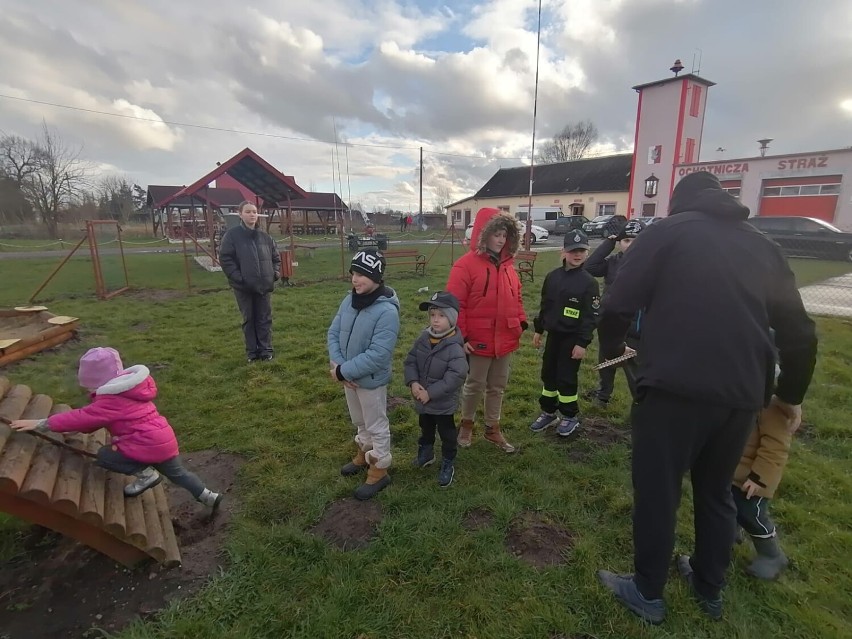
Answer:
[
  {"left": 556, "top": 416, "right": 580, "bottom": 437},
  {"left": 529, "top": 411, "right": 559, "bottom": 433},
  {"left": 198, "top": 488, "right": 223, "bottom": 511},
  {"left": 124, "top": 467, "right": 162, "bottom": 497},
  {"left": 413, "top": 444, "right": 435, "bottom": 468},
  {"left": 437, "top": 459, "right": 455, "bottom": 488}
]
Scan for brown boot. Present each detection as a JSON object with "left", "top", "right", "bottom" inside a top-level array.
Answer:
[
  {"left": 484, "top": 422, "right": 516, "bottom": 453},
  {"left": 340, "top": 449, "right": 368, "bottom": 476},
  {"left": 354, "top": 466, "right": 391, "bottom": 500},
  {"left": 458, "top": 419, "right": 475, "bottom": 448}
]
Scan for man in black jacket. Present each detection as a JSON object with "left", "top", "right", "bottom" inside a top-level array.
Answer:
[
  {"left": 219, "top": 201, "right": 282, "bottom": 362},
  {"left": 596, "top": 171, "right": 817, "bottom": 624}
]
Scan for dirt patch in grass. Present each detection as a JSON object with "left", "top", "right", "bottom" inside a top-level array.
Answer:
[
  {"left": 0, "top": 450, "right": 243, "bottom": 639},
  {"left": 566, "top": 417, "right": 629, "bottom": 462},
  {"left": 125, "top": 289, "right": 187, "bottom": 302},
  {"left": 130, "top": 321, "right": 150, "bottom": 332},
  {"left": 310, "top": 498, "right": 382, "bottom": 551},
  {"left": 505, "top": 511, "right": 575, "bottom": 568},
  {"left": 462, "top": 507, "right": 494, "bottom": 532},
  {"left": 386, "top": 395, "right": 412, "bottom": 410}
]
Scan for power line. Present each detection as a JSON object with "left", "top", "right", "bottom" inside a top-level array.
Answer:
[{"left": 0, "top": 93, "right": 528, "bottom": 161}]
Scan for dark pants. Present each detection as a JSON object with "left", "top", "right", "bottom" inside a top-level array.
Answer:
[
  {"left": 418, "top": 414, "right": 458, "bottom": 461},
  {"left": 732, "top": 486, "right": 777, "bottom": 538},
  {"left": 631, "top": 388, "right": 757, "bottom": 600},
  {"left": 233, "top": 288, "right": 273, "bottom": 359},
  {"left": 539, "top": 333, "right": 581, "bottom": 417},
  {"left": 595, "top": 337, "right": 639, "bottom": 400},
  {"left": 97, "top": 445, "right": 206, "bottom": 499}
]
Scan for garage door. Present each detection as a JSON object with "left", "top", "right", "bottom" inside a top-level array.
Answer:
[{"left": 758, "top": 175, "right": 841, "bottom": 221}]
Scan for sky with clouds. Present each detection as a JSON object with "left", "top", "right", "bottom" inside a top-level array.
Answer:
[{"left": 1, "top": 0, "right": 850, "bottom": 212}]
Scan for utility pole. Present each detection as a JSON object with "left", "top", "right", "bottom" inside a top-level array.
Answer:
[{"left": 419, "top": 146, "right": 423, "bottom": 229}]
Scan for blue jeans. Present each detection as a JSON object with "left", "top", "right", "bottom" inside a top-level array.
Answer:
[{"left": 96, "top": 445, "right": 205, "bottom": 498}]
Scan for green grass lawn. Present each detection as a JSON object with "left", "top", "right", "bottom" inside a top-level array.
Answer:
[{"left": 0, "top": 248, "right": 850, "bottom": 638}]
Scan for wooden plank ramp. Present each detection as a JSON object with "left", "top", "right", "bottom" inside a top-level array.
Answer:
[{"left": 0, "top": 376, "right": 181, "bottom": 567}]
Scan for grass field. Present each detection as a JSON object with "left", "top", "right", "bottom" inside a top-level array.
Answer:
[{"left": 0, "top": 246, "right": 850, "bottom": 638}]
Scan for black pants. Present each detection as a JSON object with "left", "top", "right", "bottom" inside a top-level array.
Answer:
[
  {"left": 233, "top": 288, "right": 273, "bottom": 358},
  {"left": 539, "top": 333, "right": 581, "bottom": 417},
  {"left": 732, "top": 486, "right": 777, "bottom": 538},
  {"left": 418, "top": 414, "right": 458, "bottom": 461},
  {"left": 631, "top": 388, "right": 757, "bottom": 600},
  {"left": 96, "top": 445, "right": 206, "bottom": 499},
  {"left": 595, "top": 336, "right": 639, "bottom": 401}
]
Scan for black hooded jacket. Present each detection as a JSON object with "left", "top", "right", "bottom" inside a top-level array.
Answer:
[
  {"left": 219, "top": 223, "right": 282, "bottom": 295},
  {"left": 598, "top": 172, "right": 817, "bottom": 410}
]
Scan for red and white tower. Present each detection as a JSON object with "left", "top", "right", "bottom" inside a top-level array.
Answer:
[{"left": 628, "top": 59, "right": 715, "bottom": 217}]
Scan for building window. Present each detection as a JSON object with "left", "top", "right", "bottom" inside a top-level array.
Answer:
[
  {"left": 723, "top": 187, "right": 741, "bottom": 198},
  {"left": 763, "top": 183, "right": 841, "bottom": 197},
  {"left": 763, "top": 186, "right": 781, "bottom": 196},
  {"left": 820, "top": 184, "right": 840, "bottom": 195},
  {"left": 597, "top": 203, "right": 617, "bottom": 215},
  {"left": 690, "top": 85, "right": 702, "bottom": 117},
  {"left": 799, "top": 185, "right": 821, "bottom": 195},
  {"left": 498, "top": 205, "right": 510, "bottom": 212},
  {"left": 685, "top": 138, "right": 696, "bottom": 164},
  {"left": 452, "top": 209, "right": 462, "bottom": 221}
]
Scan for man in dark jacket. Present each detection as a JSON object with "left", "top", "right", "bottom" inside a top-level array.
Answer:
[
  {"left": 219, "top": 201, "right": 282, "bottom": 362},
  {"left": 595, "top": 171, "right": 817, "bottom": 624}
]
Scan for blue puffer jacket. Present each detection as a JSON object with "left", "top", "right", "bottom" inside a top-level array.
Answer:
[{"left": 327, "top": 287, "right": 401, "bottom": 389}]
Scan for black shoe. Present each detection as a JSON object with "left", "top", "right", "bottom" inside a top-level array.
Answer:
[
  {"left": 597, "top": 570, "right": 666, "bottom": 625},
  {"left": 676, "top": 555, "right": 723, "bottom": 620},
  {"left": 247, "top": 356, "right": 259, "bottom": 362},
  {"left": 437, "top": 459, "right": 454, "bottom": 488},
  {"left": 413, "top": 444, "right": 435, "bottom": 468},
  {"left": 260, "top": 354, "right": 274, "bottom": 361}
]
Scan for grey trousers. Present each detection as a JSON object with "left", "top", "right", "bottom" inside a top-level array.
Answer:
[
  {"left": 97, "top": 445, "right": 206, "bottom": 499},
  {"left": 233, "top": 288, "right": 273, "bottom": 358}
]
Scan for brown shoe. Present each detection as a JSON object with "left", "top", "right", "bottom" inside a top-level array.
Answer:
[
  {"left": 458, "top": 419, "right": 475, "bottom": 448},
  {"left": 484, "top": 423, "right": 516, "bottom": 453},
  {"left": 354, "top": 466, "right": 391, "bottom": 500},
  {"left": 341, "top": 449, "right": 368, "bottom": 476}
]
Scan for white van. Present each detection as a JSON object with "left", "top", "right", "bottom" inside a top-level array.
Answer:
[{"left": 515, "top": 206, "right": 563, "bottom": 232}]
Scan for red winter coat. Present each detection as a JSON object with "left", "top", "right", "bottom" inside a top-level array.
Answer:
[
  {"left": 446, "top": 208, "right": 527, "bottom": 358},
  {"left": 47, "top": 365, "right": 180, "bottom": 464}
]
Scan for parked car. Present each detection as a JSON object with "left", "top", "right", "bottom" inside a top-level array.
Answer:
[
  {"left": 553, "top": 215, "right": 590, "bottom": 235},
  {"left": 465, "top": 221, "right": 549, "bottom": 244},
  {"left": 635, "top": 216, "right": 661, "bottom": 227},
  {"left": 583, "top": 214, "right": 627, "bottom": 238},
  {"left": 747, "top": 216, "right": 852, "bottom": 262}
]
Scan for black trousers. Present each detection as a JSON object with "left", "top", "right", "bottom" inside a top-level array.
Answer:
[
  {"left": 732, "top": 486, "right": 777, "bottom": 538},
  {"left": 233, "top": 288, "right": 273, "bottom": 358},
  {"left": 595, "top": 336, "right": 639, "bottom": 400},
  {"left": 631, "top": 388, "right": 757, "bottom": 600},
  {"left": 97, "top": 446, "right": 206, "bottom": 499},
  {"left": 539, "top": 333, "right": 581, "bottom": 417},
  {"left": 418, "top": 414, "right": 458, "bottom": 461}
]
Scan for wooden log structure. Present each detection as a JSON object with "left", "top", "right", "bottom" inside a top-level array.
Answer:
[
  {"left": 0, "top": 308, "right": 79, "bottom": 367},
  {"left": 0, "top": 376, "right": 181, "bottom": 567}
]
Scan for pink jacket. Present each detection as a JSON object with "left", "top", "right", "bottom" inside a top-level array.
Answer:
[{"left": 47, "top": 365, "right": 180, "bottom": 464}]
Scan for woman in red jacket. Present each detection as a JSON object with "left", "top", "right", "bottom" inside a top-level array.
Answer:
[{"left": 446, "top": 208, "right": 527, "bottom": 453}]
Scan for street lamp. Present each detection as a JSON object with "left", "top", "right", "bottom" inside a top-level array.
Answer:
[{"left": 644, "top": 174, "right": 659, "bottom": 198}]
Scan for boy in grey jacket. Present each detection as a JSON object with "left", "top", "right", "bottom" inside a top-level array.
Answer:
[
  {"left": 404, "top": 291, "right": 469, "bottom": 487},
  {"left": 328, "top": 250, "right": 401, "bottom": 500}
]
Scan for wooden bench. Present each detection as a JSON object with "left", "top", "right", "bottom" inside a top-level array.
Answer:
[
  {"left": 383, "top": 248, "right": 426, "bottom": 276},
  {"left": 0, "top": 376, "right": 181, "bottom": 567},
  {"left": 515, "top": 250, "right": 538, "bottom": 282},
  {"left": 293, "top": 243, "right": 321, "bottom": 258}
]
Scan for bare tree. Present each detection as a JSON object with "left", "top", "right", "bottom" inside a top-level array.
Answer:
[
  {"left": 537, "top": 120, "right": 599, "bottom": 164},
  {"left": 22, "top": 124, "right": 90, "bottom": 238},
  {"left": 432, "top": 185, "right": 452, "bottom": 216},
  {"left": 0, "top": 134, "right": 41, "bottom": 224},
  {"left": 97, "top": 174, "right": 135, "bottom": 222}
]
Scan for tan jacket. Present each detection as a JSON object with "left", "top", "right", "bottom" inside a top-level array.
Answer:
[{"left": 732, "top": 403, "right": 793, "bottom": 499}]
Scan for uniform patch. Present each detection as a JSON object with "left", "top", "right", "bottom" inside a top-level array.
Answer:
[
  {"left": 563, "top": 307, "right": 580, "bottom": 318},
  {"left": 592, "top": 296, "right": 601, "bottom": 311}
]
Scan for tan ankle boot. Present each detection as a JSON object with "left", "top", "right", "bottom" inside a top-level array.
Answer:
[
  {"left": 340, "top": 449, "right": 368, "bottom": 476},
  {"left": 458, "top": 419, "right": 475, "bottom": 448},
  {"left": 354, "top": 466, "right": 391, "bottom": 500},
  {"left": 484, "top": 422, "right": 516, "bottom": 453}
]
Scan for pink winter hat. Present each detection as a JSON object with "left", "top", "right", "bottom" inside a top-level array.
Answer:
[{"left": 78, "top": 347, "right": 124, "bottom": 390}]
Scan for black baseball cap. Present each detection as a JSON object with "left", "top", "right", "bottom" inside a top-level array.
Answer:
[
  {"left": 563, "top": 229, "right": 590, "bottom": 251},
  {"left": 418, "top": 290, "right": 460, "bottom": 312}
]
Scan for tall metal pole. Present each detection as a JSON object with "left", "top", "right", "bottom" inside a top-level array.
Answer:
[
  {"left": 419, "top": 146, "right": 423, "bottom": 230},
  {"left": 525, "top": 0, "right": 543, "bottom": 251}
]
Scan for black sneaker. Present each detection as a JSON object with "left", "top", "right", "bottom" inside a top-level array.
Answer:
[
  {"left": 597, "top": 570, "right": 666, "bottom": 625},
  {"left": 437, "top": 459, "right": 454, "bottom": 488},
  {"left": 676, "top": 555, "right": 723, "bottom": 620},
  {"left": 413, "top": 444, "right": 435, "bottom": 468}
]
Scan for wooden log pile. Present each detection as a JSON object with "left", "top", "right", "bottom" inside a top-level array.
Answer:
[{"left": 0, "top": 376, "right": 181, "bottom": 567}]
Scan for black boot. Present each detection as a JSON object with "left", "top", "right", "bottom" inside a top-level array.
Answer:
[
  {"left": 412, "top": 444, "right": 435, "bottom": 468},
  {"left": 676, "top": 555, "right": 723, "bottom": 620},
  {"left": 747, "top": 535, "right": 788, "bottom": 580}
]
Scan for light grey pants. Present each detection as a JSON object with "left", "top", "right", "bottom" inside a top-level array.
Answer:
[{"left": 345, "top": 385, "right": 392, "bottom": 469}]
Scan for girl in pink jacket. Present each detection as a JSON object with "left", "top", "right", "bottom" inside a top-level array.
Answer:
[{"left": 12, "top": 347, "right": 222, "bottom": 510}]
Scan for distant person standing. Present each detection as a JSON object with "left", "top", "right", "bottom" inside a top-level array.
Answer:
[
  {"left": 406, "top": 214, "right": 413, "bottom": 230},
  {"left": 219, "top": 201, "right": 281, "bottom": 362},
  {"left": 399, "top": 215, "right": 406, "bottom": 233}
]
